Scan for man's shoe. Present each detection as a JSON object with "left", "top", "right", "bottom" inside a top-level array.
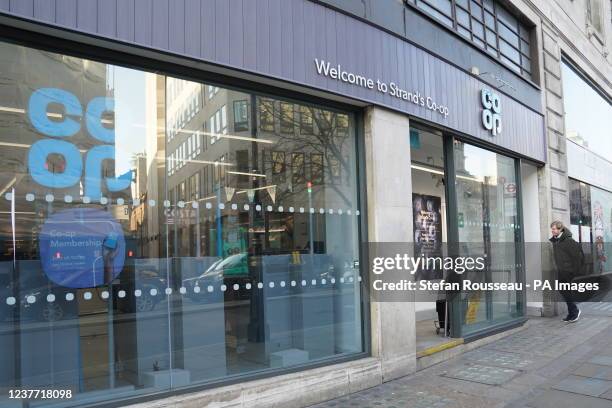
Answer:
[
  {"left": 562, "top": 315, "right": 571, "bottom": 322},
  {"left": 568, "top": 309, "right": 581, "bottom": 323}
]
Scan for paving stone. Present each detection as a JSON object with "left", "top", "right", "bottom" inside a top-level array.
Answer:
[
  {"left": 441, "top": 364, "right": 520, "bottom": 385},
  {"left": 462, "top": 349, "right": 534, "bottom": 369},
  {"left": 526, "top": 389, "right": 612, "bottom": 408},
  {"left": 551, "top": 375, "right": 612, "bottom": 397},
  {"left": 588, "top": 356, "right": 612, "bottom": 367},
  {"left": 573, "top": 363, "right": 612, "bottom": 380}
]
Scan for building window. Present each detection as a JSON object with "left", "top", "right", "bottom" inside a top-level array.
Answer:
[
  {"left": 209, "top": 105, "right": 227, "bottom": 144},
  {"left": 311, "top": 153, "right": 324, "bottom": 184},
  {"left": 207, "top": 85, "right": 219, "bottom": 100},
  {"left": 588, "top": 0, "right": 604, "bottom": 38},
  {"left": 271, "top": 151, "right": 286, "bottom": 183},
  {"left": 233, "top": 100, "right": 249, "bottom": 132},
  {"left": 291, "top": 152, "right": 306, "bottom": 185},
  {"left": 280, "top": 102, "right": 295, "bottom": 134},
  {"left": 406, "top": 0, "right": 533, "bottom": 78},
  {"left": 259, "top": 98, "right": 275, "bottom": 132},
  {"left": 0, "top": 39, "right": 363, "bottom": 407},
  {"left": 561, "top": 60, "right": 612, "bottom": 160},
  {"left": 300, "top": 106, "right": 314, "bottom": 135}
]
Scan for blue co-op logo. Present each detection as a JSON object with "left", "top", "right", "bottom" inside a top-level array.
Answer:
[{"left": 28, "top": 88, "right": 132, "bottom": 199}]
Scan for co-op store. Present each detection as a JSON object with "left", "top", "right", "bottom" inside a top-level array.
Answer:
[{"left": 0, "top": 0, "right": 546, "bottom": 407}]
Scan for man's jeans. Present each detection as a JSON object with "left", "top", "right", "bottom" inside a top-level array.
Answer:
[{"left": 560, "top": 290, "right": 579, "bottom": 317}]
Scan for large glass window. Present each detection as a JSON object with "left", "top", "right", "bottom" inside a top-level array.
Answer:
[
  {"left": 0, "top": 41, "right": 364, "bottom": 407},
  {"left": 453, "top": 140, "right": 522, "bottom": 336},
  {"left": 561, "top": 61, "right": 612, "bottom": 160},
  {"left": 406, "top": 0, "right": 533, "bottom": 79},
  {"left": 569, "top": 179, "right": 612, "bottom": 275}
]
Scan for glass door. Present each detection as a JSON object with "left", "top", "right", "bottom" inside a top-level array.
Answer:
[{"left": 450, "top": 140, "right": 524, "bottom": 337}]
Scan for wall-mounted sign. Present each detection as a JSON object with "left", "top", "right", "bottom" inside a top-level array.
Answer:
[
  {"left": 481, "top": 88, "right": 502, "bottom": 136},
  {"left": 315, "top": 59, "right": 450, "bottom": 118}
]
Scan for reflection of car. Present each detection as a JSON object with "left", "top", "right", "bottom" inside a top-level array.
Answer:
[
  {"left": 0, "top": 275, "right": 73, "bottom": 323},
  {"left": 183, "top": 253, "right": 250, "bottom": 302},
  {"left": 182, "top": 253, "right": 339, "bottom": 303},
  {"left": 126, "top": 269, "right": 166, "bottom": 312}
]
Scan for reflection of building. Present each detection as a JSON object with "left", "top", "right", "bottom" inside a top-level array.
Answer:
[{"left": 0, "top": 0, "right": 610, "bottom": 407}]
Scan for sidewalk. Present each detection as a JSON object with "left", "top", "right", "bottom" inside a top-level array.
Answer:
[{"left": 309, "top": 303, "right": 612, "bottom": 408}]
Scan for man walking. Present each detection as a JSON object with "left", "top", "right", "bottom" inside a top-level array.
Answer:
[{"left": 550, "top": 221, "right": 584, "bottom": 322}]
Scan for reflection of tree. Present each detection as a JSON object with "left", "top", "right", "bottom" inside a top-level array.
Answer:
[{"left": 258, "top": 100, "right": 352, "bottom": 206}]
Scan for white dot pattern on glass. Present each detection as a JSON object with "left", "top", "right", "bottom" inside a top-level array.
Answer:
[
  {"left": 6, "top": 297, "right": 16, "bottom": 305},
  {"left": 219, "top": 203, "right": 225, "bottom": 209},
  {"left": 45, "top": 194, "right": 54, "bottom": 202},
  {"left": 178, "top": 201, "right": 185, "bottom": 208},
  {"left": 256, "top": 205, "right": 261, "bottom": 211},
  {"left": 149, "top": 200, "right": 156, "bottom": 207},
  {"left": 100, "top": 197, "right": 108, "bottom": 205},
  {"left": 267, "top": 205, "right": 273, "bottom": 212},
  {"left": 133, "top": 199, "right": 140, "bottom": 206},
  {"left": 117, "top": 198, "right": 125, "bottom": 205},
  {"left": 299, "top": 207, "right": 304, "bottom": 213},
  {"left": 289, "top": 207, "right": 294, "bottom": 213},
  {"left": 163, "top": 200, "right": 170, "bottom": 207},
  {"left": 231, "top": 204, "right": 237, "bottom": 210},
  {"left": 83, "top": 196, "right": 91, "bottom": 204},
  {"left": 26, "top": 193, "right": 35, "bottom": 202},
  {"left": 243, "top": 204, "right": 249, "bottom": 210},
  {"left": 206, "top": 203, "right": 212, "bottom": 209},
  {"left": 64, "top": 195, "right": 73, "bottom": 203},
  {"left": 192, "top": 202, "right": 199, "bottom": 209},
  {"left": 2, "top": 275, "right": 367, "bottom": 305},
  {"left": 278, "top": 206, "right": 284, "bottom": 212},
  {"left": 310, "top": 208, "right": 315, "bottom": 213}
]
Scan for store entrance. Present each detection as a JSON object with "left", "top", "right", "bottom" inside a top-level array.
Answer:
[
  {"left": 409, "top": 126, "right": 452, "bottom": 353},
  {"left": 410, "top": 124, "right": 525, "bottom": 352}
]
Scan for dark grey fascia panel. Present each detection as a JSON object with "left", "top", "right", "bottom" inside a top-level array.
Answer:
[
  {"left": 317, "top": 0, "right": 542, "bottom": 112},
  {"left": 0, "top": 0, "right": 546, "bottom": 162}
]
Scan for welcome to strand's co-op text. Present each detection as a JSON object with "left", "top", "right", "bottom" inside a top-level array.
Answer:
[{"left": 314, "top": 58, "right": 450, "bottom": 117}]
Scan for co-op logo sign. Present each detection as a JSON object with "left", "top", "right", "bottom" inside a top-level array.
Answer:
[
  {"left": 27, "top": 88, "right": 131, "bottom": 199},
  {"left": 481, "top": 88, "right": 502, "bottom": 136}
]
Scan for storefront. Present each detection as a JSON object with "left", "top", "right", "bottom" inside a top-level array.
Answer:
[{"left": 0, "top": 0, "right": 547, "bottom": 406}]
